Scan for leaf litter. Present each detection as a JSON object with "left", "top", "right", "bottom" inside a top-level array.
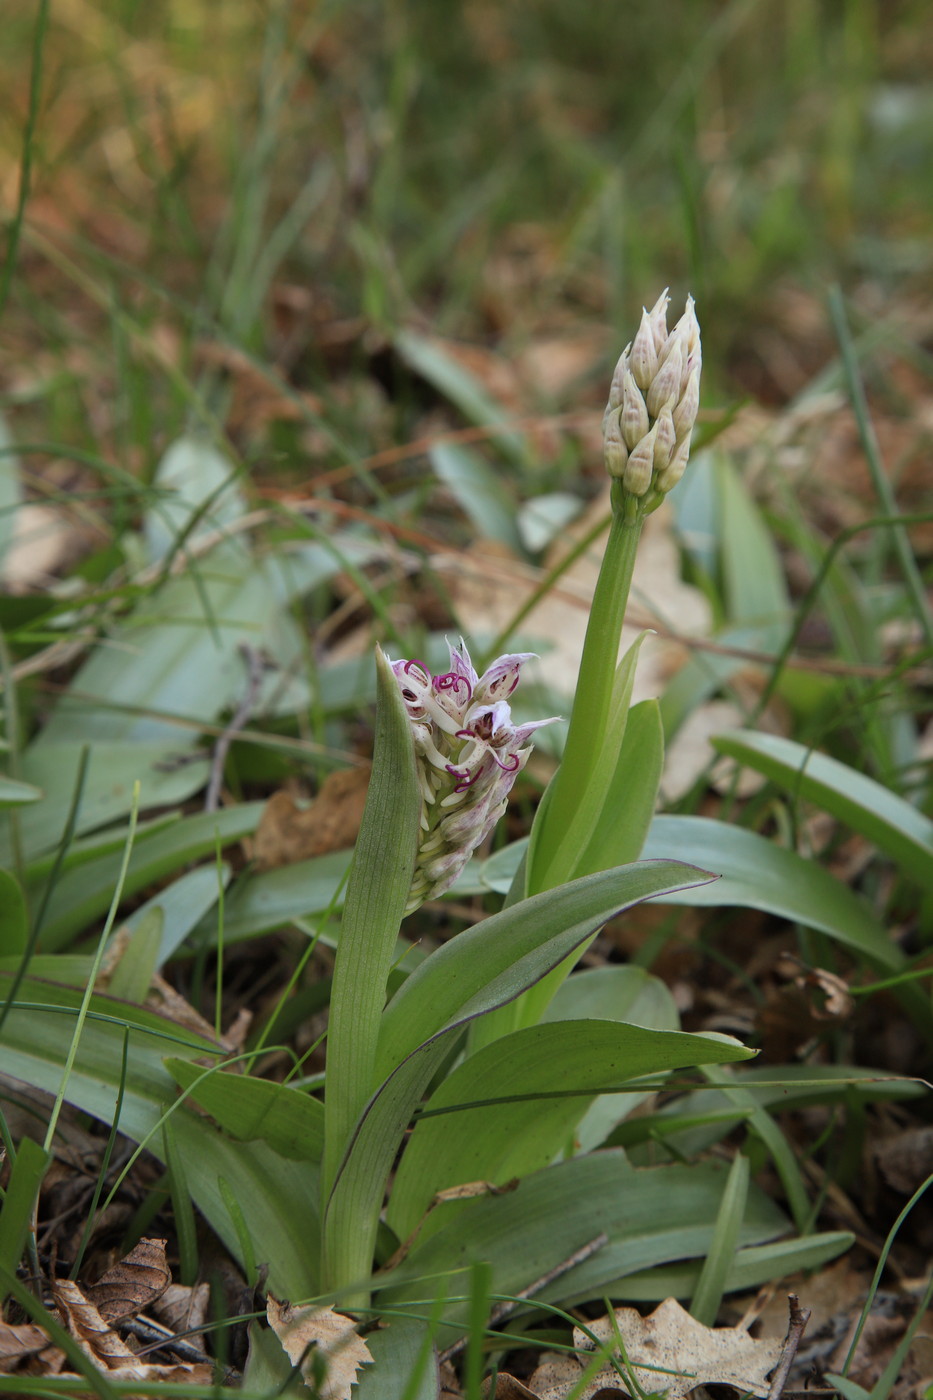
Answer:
[
  {"left": 0, "top": 1238, "right": 213, "bottom": 1387},
  {"left": 266, "top": 1297, "right": 374, "bottom": 1400},
  {"left": 490, "top": 1297, "right": 782, "bottom": 1400}
]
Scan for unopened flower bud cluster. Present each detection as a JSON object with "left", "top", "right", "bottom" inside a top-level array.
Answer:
[
  {"left": 602, "top": 290, "right": 701, "bottom": 507},
  {"left": 390, "top": 643, "right": 558, "bottom": 913}
]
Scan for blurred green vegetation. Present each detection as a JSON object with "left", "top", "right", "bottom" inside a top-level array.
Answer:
[{"left": 2, "top": 0, "right": 932, "bottom": 465}]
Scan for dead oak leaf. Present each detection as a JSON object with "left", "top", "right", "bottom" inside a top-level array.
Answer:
[
  {"left": 253, "top": 767, "right": 370, "bottom": 870},
  {"left": 571, "top": 1297, "right": 783, "bottom": 1399},
  {"left": 53, "top": 1279, "right": 139, "bottom": 1370},
  {"left": 85, "top": 1236, "right": 171, "bottom": 1324},
  {"left": 0, "top": 1320, "right": 54, "bottom": 1372},
  {"left": 267, "top": 1297, "right": 373, "bottom": 1400}
]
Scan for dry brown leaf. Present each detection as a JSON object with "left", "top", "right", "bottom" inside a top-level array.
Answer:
[
  {"left": 874, "top": 1126, "right": 933, "bottom": 1195},
  {"left": 85, "top": 1237, "right": 171, "bottom": 1324},
  {"left": 525, "top": 1352, "right": 583, "bottom": 1398},
  {"left": 482, "top": 1372, "right": 542, "bottom": 1397},
  {"left": 53, "top": 1278, "right": 139, "bottom": 1369},
  {"left": 153, "top": 1280, "right": 211, "bottom": 1346},
  {"left": 0, "top": 504, "right": 83, "bottom": 589},
  {"left": 0, "top": 1321, "right": 52, "bottom": 1372},
  {"left": 266, "top": 1297, "right": 374, "bottom": 1400},
  {"left": 253, "top": 767, "right": 371, "bottom": 870},
  {"left": 571, "top": 1297, "right": 783, "bottom": 1399}
]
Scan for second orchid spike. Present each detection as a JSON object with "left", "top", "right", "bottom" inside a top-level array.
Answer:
[{"left": 601, "top": 291, "right": 701, "bottom": 515}]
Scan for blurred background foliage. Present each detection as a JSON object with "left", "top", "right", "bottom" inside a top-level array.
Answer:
[{"left": 2, "top": 0, "right": 932, "bottom": 467}]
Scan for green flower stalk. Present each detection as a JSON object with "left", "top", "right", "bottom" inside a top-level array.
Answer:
[{"left": 528, "top": 290, "right": 702, "bottom": 896}]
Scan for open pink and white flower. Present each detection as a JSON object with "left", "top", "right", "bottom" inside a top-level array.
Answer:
[{"left": 390, "top": 641, "right": 559, "bottom": 911}]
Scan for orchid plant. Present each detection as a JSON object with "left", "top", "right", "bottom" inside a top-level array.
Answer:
[
  {"left": 315, "top": 291, "right": 762, "bottom": 1310},
  {"left": 0, "top": 294, "right": 862, "bottom": 1400},
  {"left": 0, "top": 286, "right": 905, "bottom": 1400}
]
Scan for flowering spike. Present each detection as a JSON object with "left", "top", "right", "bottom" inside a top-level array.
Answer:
[
  {"left": 389, "top": 648, "right": 560, "bottom": 912},
  {"left": 603, "top": 290, "right": 701, "bottom": 507}
]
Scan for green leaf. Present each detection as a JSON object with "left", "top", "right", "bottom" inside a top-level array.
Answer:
[
  {"left": 613, "top": 1231, "right": 854, "bottom": 1302},
  {"left": 573, "top": 698, "right": 664, "bottom": 875},
  {"left": 190, "top": 849, "right": 351, "bottom": 947},
  {"left": 323, "top": 862, "right": 718, "bottom": 1302},
  {"left": 657, "top": 624, "right": 767, "bottom": 741},
  {"left": 32, "top": 803, "right": 262, "bottom": 951},
  {"left": 321, "top": 647, "right": 422, "bottom": 1289},
  {"left": 0, "top": 415, "right": 22, "bottom": 570},
  {"left": 712, "top": 730, "right": 933, "bottom": 894},
  {"left": 0, "top": 868, "right": 28, "bottom": 956},
  {"left": 387, "top": 1018, "right": 754, "bottom": 1243},
  {"left": 479, "top": 836, "right": 528, "bottom": 894},
  {"left": 125, "top": 862, "right": 231, "bottom": 967},
  {"left": 517, "top": 492, "right": 583, "bottom": 553},
  {"left": 394, "top": 329, "right": 527, "bottom": 466},
  {"left": 106, "top": 908, "right": 162, "bottom": 1002},
  {"left": 163, "top": 1114, "right": 198, "bottom": 1284},
  {"left": 354, "top": 1317, "right": 439, "bottom": 1400},
  {"left": 428, "top": 442, "right": 522, "bottom": 553},
  {"left": 166, "top": 1058, "right": 325, "bottom": 1162},
  {"left": 379, "top": 1152, "right": 789, "bottom": 1335},
  {"left": 543, "top": 964, "right": 679, "bottom": 1152},
  {"left": 0, "top": 971, "right": 319, "bottom": 1296},
  {"left": 642, "top": 815, "right": 903, "bottom": 971},
  {"left": 716, "top": 450, "right": 790, "bottom": 646},
  {"left": 37, "top": 544, "right": 315, "bottom": 754},
  {"left": 377, "top": 861, "right": 715, "bottom": 1077},
  {"left": 689, "top": 1153, "right": 749, "bottom": 1325},
  {"left": 0, "top": 742, "right": 211, "bottom": 867},
  {"left": 612, "top": 1063, "right": 924, "bottom": 1158},
  {"left": 824, "top": 1378, "right": 872, "bottom": 1400},
  {"left": 0, "top": 1137, "right": 51, "bottom": 1288},
  {"left": 143, "top": 435, "right": 246, "bottom": 563},
  {"left": 0, "top": 775, "right": 42, "bottom": 807}
]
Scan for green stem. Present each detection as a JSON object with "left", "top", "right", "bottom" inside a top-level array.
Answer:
[
  {"left": 471, "top": 491, "right": 647, "bottom": 1050},
  {"left": 529, "top": 488, "right": 645, "bottom": 891}
]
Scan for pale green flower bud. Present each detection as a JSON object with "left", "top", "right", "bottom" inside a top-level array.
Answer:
[
  {"left": 672, "top": 361, "right": 701, "bottom": 441},
  {"left": 603, "top": 408, "right": 629, "bottom": 479},
  {"left": 606, "top": 348, "right": 628, "bottom": 411},
  {"left": 622, "top": 423, "right": 657, "bottom": 496},
  {"left": 621, "top": 370, "right": 649, "bottom": 449},
  {"left": 673, "top": 295, "right": 700, "bottom": 359},
  {"left": 647, "top": 339, "right": 683, "bottom": 418},
  {"left": 646, "top": 287, "right": 671, "bottom": 352},
  {"left": 655, "top": 431, "right": 692, "bottom": 494},
  {"left": 629, "top": 309, "right": 658, "bottom": 392},
  {"left": 653, "top": 404, "right": 676, "bottom": 472}
]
